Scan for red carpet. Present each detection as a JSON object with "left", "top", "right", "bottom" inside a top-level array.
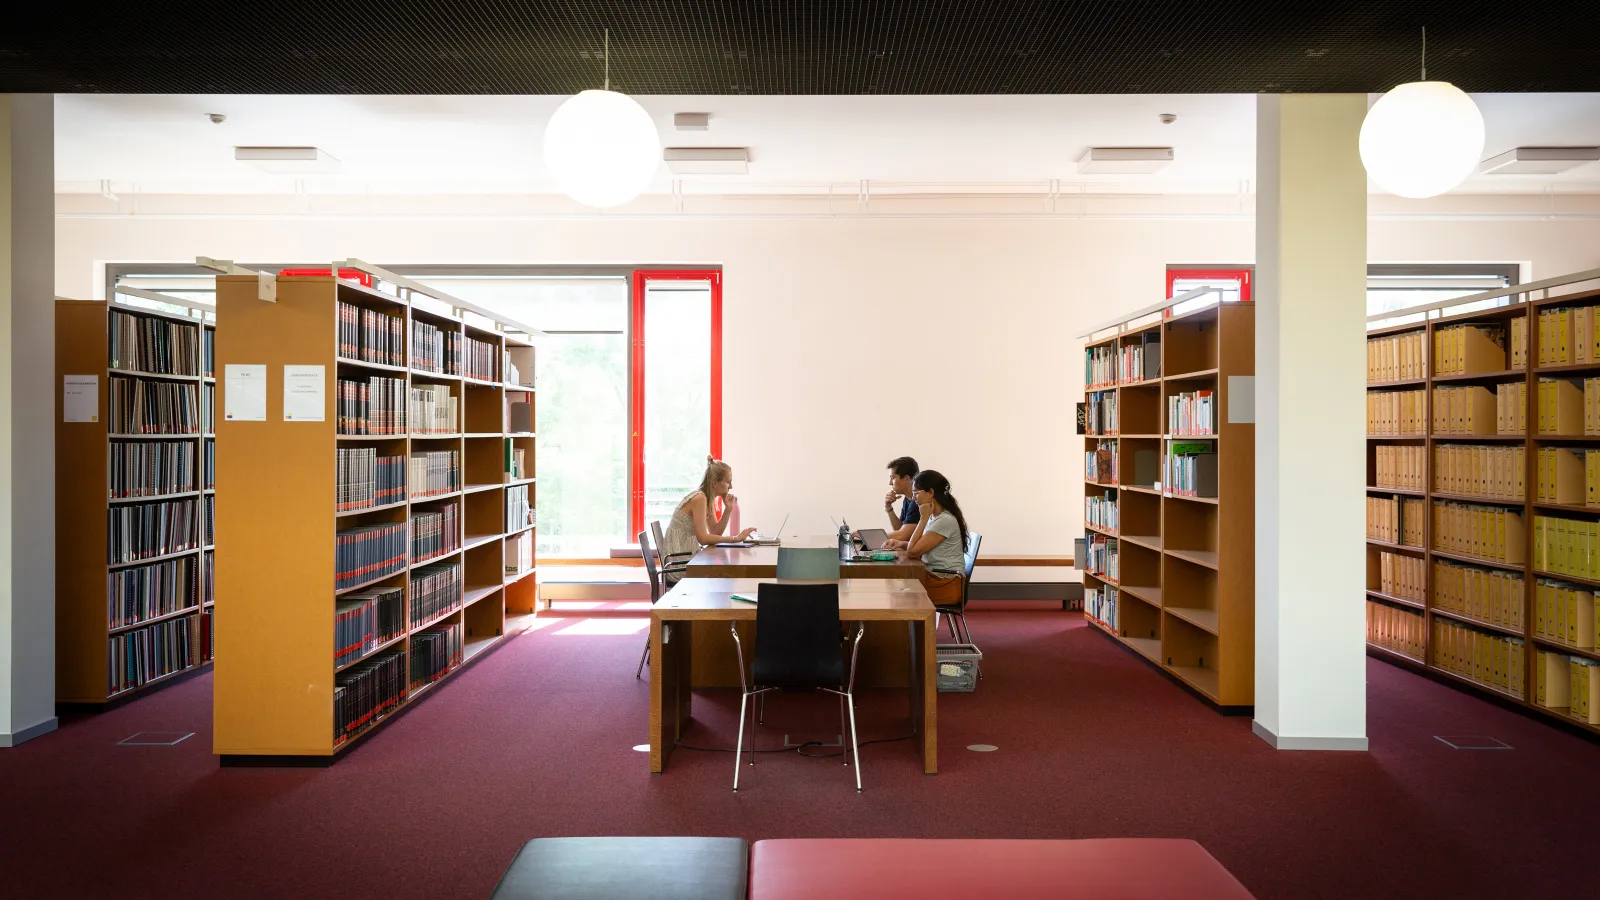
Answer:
[{"left": 1, "top": 611, "right": 1597, "bottom": 900}]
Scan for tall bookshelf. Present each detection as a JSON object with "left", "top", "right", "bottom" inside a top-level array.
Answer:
[
  {"left": 56, "top": 300, "right": 216, "bottom": 703},
  {"left": 213, "top": 273, "right": 537, "bottom": 762},
  {"left": 1366, "top": 286, "right": 1600, "bottom": 736},
  {"left": 1081, "top": 298, "right": 1256, "bottom": 709}
]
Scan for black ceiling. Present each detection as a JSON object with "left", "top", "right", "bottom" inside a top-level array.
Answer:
[{"left": 5, "top": 2, "right": 1599, "bottom": 95}]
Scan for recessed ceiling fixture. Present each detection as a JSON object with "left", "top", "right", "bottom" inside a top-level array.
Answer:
[
  {"left": 1078, "top": 147, "right": 1174, "bottom": 175},
  {"left": 663, "top": 147, "right": 749, "bottom": 175},
  {"left": 233, "top": 146, "right": 340, "bottom": 174},
  {"left": 674, "top": 112, "right": 711, "bottom": 131},
  {"left": 543, "top": 28, "right": 662, "bottom": 208},
  {"left": 1479, "top": 147, "right": 1600, "bottom": 175},
  {"left": 1359, "top": 27, "right": 1485, "bottom": 199}
]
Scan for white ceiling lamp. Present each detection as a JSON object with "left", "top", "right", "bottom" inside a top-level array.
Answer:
[
  {"left": 543, "top": 28, "right": 661, "bottom": 208},
  {"left": 1358, "top": 27, "right": 1485, "bottom": 199}
]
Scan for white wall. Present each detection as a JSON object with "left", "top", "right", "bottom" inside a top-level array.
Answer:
[{"left": 52, "top": 195, "right": 1600, "bottom": 557}]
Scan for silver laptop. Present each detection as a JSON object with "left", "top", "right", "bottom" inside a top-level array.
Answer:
[
  {"left": 745, "top": 512, "right": 788, "bottom": 545},
  {"left": 857, "top": 528, "right": 889, "bottom": 551}
]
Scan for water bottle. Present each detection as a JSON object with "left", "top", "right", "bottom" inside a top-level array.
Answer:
[{"left": 838, "top": 523, "right": 850, "bottom": 561}]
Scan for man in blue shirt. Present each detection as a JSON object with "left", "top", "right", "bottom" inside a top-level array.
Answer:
[{"left": 882, "top": 456, "right": 920, "bottom": 543}]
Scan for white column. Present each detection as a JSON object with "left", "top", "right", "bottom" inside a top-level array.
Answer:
[
  {"left": 1254, "top": 94, "right": 1369, "bottom": 750},
  {"left": 0, "top": 94, "right": 56, "bottom": 747}
]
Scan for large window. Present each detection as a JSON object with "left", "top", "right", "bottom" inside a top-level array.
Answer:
[
  {"left": 634, "top": 272, "right": 721, "bottom": 535},
  {"left": 1365, "top": 264, "right": 1519, "bottom": 327}
]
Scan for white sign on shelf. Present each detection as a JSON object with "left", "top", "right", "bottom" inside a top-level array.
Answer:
[
  {"left": 224, "top": 364, "right": 267, "bottom": 421},
  {"left": 283, "top": 365, "right": 325, "bottom": 422},
  {"left": 63, "top": 375, "right": 98, "bottom": 422}
]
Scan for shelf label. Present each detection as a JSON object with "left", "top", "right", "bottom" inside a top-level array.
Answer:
[
  {"left": 283, "top": 364, "right": 325, "bottom": 422},
  {"left": 224, "top": 364, "right": 267, "bottom": 422},
  {"left": 63, "top": 375, "right": 97, "bottom": 422},
  {"left": 1227, "top": 375, "right": 1256, "bottom": 424}
]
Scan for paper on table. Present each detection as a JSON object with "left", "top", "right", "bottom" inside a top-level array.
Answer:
[
  {"left": 283, "top": 364, "right": 325, "bottom": 422},
  {"left": 63, "top": 375, "right": 98, "bottom": 422},
  {"left": 224, "top": 364, "right": 267, "bottom": 421}
]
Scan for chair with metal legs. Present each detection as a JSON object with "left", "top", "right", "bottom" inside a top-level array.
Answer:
[
  {"left": 651, "top": 519, "right": 692, "bottom": 587},
  {"left": 730, "top": 582, "right": 865, "bottom": 793},
  {"left": 635, "top": 529, "right": 666, "bottom": 679},
  {"left": 933, "top": 532, "right": 983, "bottom": 676}
]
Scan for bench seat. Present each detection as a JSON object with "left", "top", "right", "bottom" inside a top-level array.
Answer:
[{"left": 490, "top": 837, "right": 747, "bottom": 900}]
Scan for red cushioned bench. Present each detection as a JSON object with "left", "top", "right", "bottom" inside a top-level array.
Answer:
[{"left": 747, "top": 838, "right": 1257, "bottom": 900}]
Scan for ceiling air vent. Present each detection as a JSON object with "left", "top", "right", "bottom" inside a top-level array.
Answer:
[
  {"left": 1078, "top": 147, "right": 1174, "bottom": 175},
  {"left": 663, "top": 147, "right": 749, "bottom": 175}
]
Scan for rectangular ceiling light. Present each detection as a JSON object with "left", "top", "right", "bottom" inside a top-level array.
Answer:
[
  {"left": 674, "top": 113, "right": 711, "bottom": 131},
  {"left": 1480, "top": 146, "right": 1600, "bottom": 175},
  {"left": 234, "top": 146, "right": 342, "bottom": 174},
  {"left": 1078, "top": 147, "right": 1175, "bottom": 175},
  {"left": 663, "top": 147, "right": 749, "bottom": 175}
]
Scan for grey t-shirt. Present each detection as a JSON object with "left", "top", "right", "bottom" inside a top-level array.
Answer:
[{"left": 922, "top": 511, "right": 965, "bottom": 574}]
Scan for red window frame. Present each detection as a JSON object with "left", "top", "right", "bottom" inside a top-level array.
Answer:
[
  {"left": 629, "top": 269, "right": 723, "bottom": 536},
  {"left": 1165, "top": 267, "right": 1253, "bottom": 306}
]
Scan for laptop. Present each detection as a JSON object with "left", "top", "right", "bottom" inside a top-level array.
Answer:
[
  {"left": 744, "top": 512, "right": 788, "bottom": 545},
  {"left": 857, "top": 528, "right": 889, "bottom": 551}
]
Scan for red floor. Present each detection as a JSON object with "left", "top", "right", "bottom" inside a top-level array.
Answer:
[{"left": 2, "top": 611, "right": 1596, "bottom": 900}]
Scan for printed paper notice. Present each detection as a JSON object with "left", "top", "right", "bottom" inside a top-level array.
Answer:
[
  {"left": 224, "top": 364, "right": 267, "bottom": 422},
  {"left": 63, "top": 375, "right": 98, "bottom": 422},
  {"left": 283, "top": 365, "right": 325, "bottom": 422}
]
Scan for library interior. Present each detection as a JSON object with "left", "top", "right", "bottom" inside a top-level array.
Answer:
[{"left": 5, "top": 5, "right": 1600, "bottom": 899}]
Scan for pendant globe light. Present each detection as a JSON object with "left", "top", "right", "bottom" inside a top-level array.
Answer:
[
  {"left": 1359, "top": 27, "right": 1485, "bottom": 199},
  {"left": 543, "top": 29, "right": 661, "bottom": 208}
]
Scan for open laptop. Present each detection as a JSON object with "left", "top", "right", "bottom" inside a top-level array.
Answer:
[
  {"left": 856, "top": 528, "right": 889, "bottom": 551},
  {"left": 744, "top": 512, "right": 788, "bottom": 545}
]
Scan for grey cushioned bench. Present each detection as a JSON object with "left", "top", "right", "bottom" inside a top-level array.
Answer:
[{"left": 490, "top": 837, "right": 748, "bottom": 900}]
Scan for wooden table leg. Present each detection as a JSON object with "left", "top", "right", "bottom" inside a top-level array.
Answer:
[
  {"left": 918, "top": 614, "right": 938, "bottom": 774},
  {"left": 650, "top": 615, "right": 670, "bottom": 773}
]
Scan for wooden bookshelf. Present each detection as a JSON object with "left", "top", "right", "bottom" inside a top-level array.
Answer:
[
  {"left": 56, "top": 300, "right": 215, "bottom": 703},
  {"left": 1365, "top": 287, "right": 1600, "bottom": 738},
  {"left": 213, "top": 274, "right": 538, "bottom": 762},
  {"left": 1082, "top": 298, "right": 1256, "bottom": 709}
]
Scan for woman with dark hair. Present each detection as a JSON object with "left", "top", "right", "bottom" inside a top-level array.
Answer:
[{"left": 896, "top": 469, "right": 969, "bottom": 574}]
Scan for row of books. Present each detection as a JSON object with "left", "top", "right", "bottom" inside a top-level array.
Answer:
[
  {"left": 1534, "top": 446, "right": 1598, "bottom": 506},
  {"left": 507, "top": 484, "right": 534, "bottom": 532},
  {"left": 1535, "top": 306, "right": 1600, "bottom": 368},
  {"left": 1367, "top": 389, "right": 1425, "bottom": 435},
  {"left": 1377, "top": 550, "right": 1425, "bottom": 603},
  {"left": 201, "top": 383, "right": 215, "bottom": 434},
  {"left": 1167, "top": 390, "right": 1215, "bottom": 436},
  {"left": 108, "top": 613, "right": 199, "bottom": 695},
  {"left": 1085, "top": 391, "right": 1118, "bottom": 435},
  {"left": 1084, "top": 345, "right": 1119, "bottom": 389},
  {"left": 1117, "top": 338, "right": 1160, "bottom": 383},
  {"left": 109, "top": 377, "right": 201, "bottom": 435},
  {"left": 333, "top": 650, "right": 406, "bottom": 745},
  {"left": 1366, "top": 331, "right": 1425, "bottom": 383},
  {"left": 1085, "top": 443, "right": 1117, "bottom": 484},
  {"left": 411, "top": 321, "right": 461, "bottom": 375},
  {"left": 335, "top": 586, "right": 404, "bottom": 667},
  {"left": 463, "top": 334, "right": 498, "bottom": 381},
  {"left": 1086, "top": 585, "right": 1120, "bottom": 631},
  {"left": 204, "top": 439, "right": 215, "bottom": 489},
  {"left": 1085, "top": 493, "right": 1118, "bottom": 533},
  {"left": 336, "top": 376, "right": 407, "bottom": 435},
  {"left": 1534, "top": 579, "right": 1596, "bottom": 649},
  {"left": 336, "top": 300, "right": 404, "bottom": 367},
  {"left": 109, "top": 310, "right": 199, "bottom": 376},
  {"left": 203, "top": 327, "right": 214, "bottom": 378},
  {"left": 1580, "top": 378, "right": 1600, "bottom": 435},
  {"left": 1164, "top": 442, "right": 1217, "bottom": 498},
  {"left": 203, "top": 550, "right": 214, "bottom": 605},
  {"left": 411, "top": 622, "right": 464, "bottom": 688},
  {"left": 1433, "top": 501, "right": 1525, "bottom": 565},
  {"left": 411, "top": 384, "right": 458, "bottom": 435},
  {"left": 1496, "top": 382, "right": 1527, "bottom": 434},
  {"left": 1432, "top": 386, "right": 1496, "bottom": 435},
  {"left": 1084, "top": 534, "right": 1119, "bottom": 581},
  {"left": 411, "top": 560, "right": 462, "bottom": 628},
  {"left": 203, "top": 608, "right": 214, "bottom": 662},
  {"left": 411, "top": 450, "right": 460, "bottom": 499},
  {"left": 505, "top": 529, "right": 533, "bottom": 577},
  {"left": 1367, "top": 495, "right": 1423, "bottom": 546},
  {"left": 411, "top": 504, "right": 460, "bottom": 562},
  {"left": 107, "top": 498, "right": 197, "bottom": 565},
  {"left": 337, "top": 448, "right": 405, "bottom": 511},
  {"left": 108, "top": 555, "right": 196, "bottom": 630},
  {"left": 1435, "top": 444, "right": 1525, "bottom": 499},
  {"left": 1510, "top": 316, "right": 1529, "bottom": 369},
  {"left": 334, "top": 522, "right": 407, "bottom": 590},
  {"left": 1433, "top": 560, "right": 1524, "bottom": 630},
  {"left": 1366, "top": 600, "right": 1423, "bottom": 660},
  {"left": 1538, "top": 378, "right": 1583, "bottom": 434},
  {"left": 1532, "top": 515, "right": 1600, "bottom": 580},
  {"left": 1434, "top": 618, "right": 1525, "bottom": 699},
  {"left": 204, "top": 494, "right": 214, "bottom": 546},
  {"left": 1536, "top": 651, "right": 1600, "bottom": 724},
  {"left": 506, "top": 446, "right": 529, "bottom": 480},
  {"left": 1434, "top": 324, "right": 1508, "bottom": 377},
  {"left": 1373, "top": 445, "right": 1425, "bottom": 491},
  {"left": 109, "top": 440, "right": 196, "bottom": 499}
]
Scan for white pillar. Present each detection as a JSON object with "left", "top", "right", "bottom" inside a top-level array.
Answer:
[
  {"left": 0, "top": 94, "right": 56, "bottom": 747},
  {"left": 1254, "top": 94, "right": 1368, "bottom": 750}
]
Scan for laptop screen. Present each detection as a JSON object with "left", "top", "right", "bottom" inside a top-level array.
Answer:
[{"left": 857, "top": 528, "right": 889, "bottom": 551}]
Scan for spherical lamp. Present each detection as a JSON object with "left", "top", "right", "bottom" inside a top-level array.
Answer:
[
  {"left": 1359, "top": 81, "right": 1485, "bottom": 199},
  {"left": 543, "top": 89, "right": 661, "bottom": 208}
]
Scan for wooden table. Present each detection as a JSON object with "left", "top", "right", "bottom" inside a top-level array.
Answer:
[
  {"left": 649, "top": 579, "right": 938, "bottom": 775},
  {"left": 685, "top": 535, "right": 926, "bottom": 579}
]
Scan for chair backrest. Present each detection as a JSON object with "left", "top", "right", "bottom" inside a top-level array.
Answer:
[
  {"left": 753, "top": 583, "right": 844, "bottom": 688},
  {"left": 649, "top": 519, "right": 668, "bottom": 558},
  {"left": 776, "top": 546, "right": 841, "bottom": 580},
  {"left": 638, "top": 530, "right": 663, "bottom": 602},
  {"left": 960, "top": 532, "right": 983, "bottom": 606}
]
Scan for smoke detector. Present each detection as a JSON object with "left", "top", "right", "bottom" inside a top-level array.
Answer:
[
  {"left": 1479, "top": 147, "right": 1600, "bottom": 175},
  {"left": 1078, "top": 147, "right": 1175, "bottom": 175},
  {"left": 207, "top": 113, "right": 227, "bottom": 124}
]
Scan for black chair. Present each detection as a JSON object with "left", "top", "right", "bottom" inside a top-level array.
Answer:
[
  {"left": 651, "top": 519, "right": 692, "bottom": 587},
  {"left": 935, "top": 532, "right": 983, "bottom": 675},
  {"left": 636, "top": 529, "right": 665, "bottom": 679},
  {"left": 730, "top": 582, "right": 865, "bottom": 793}
]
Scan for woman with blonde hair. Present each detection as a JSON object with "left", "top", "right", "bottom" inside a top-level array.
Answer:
[{"left": 657, "top": 456, "right": 757, "bottom": 583}]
